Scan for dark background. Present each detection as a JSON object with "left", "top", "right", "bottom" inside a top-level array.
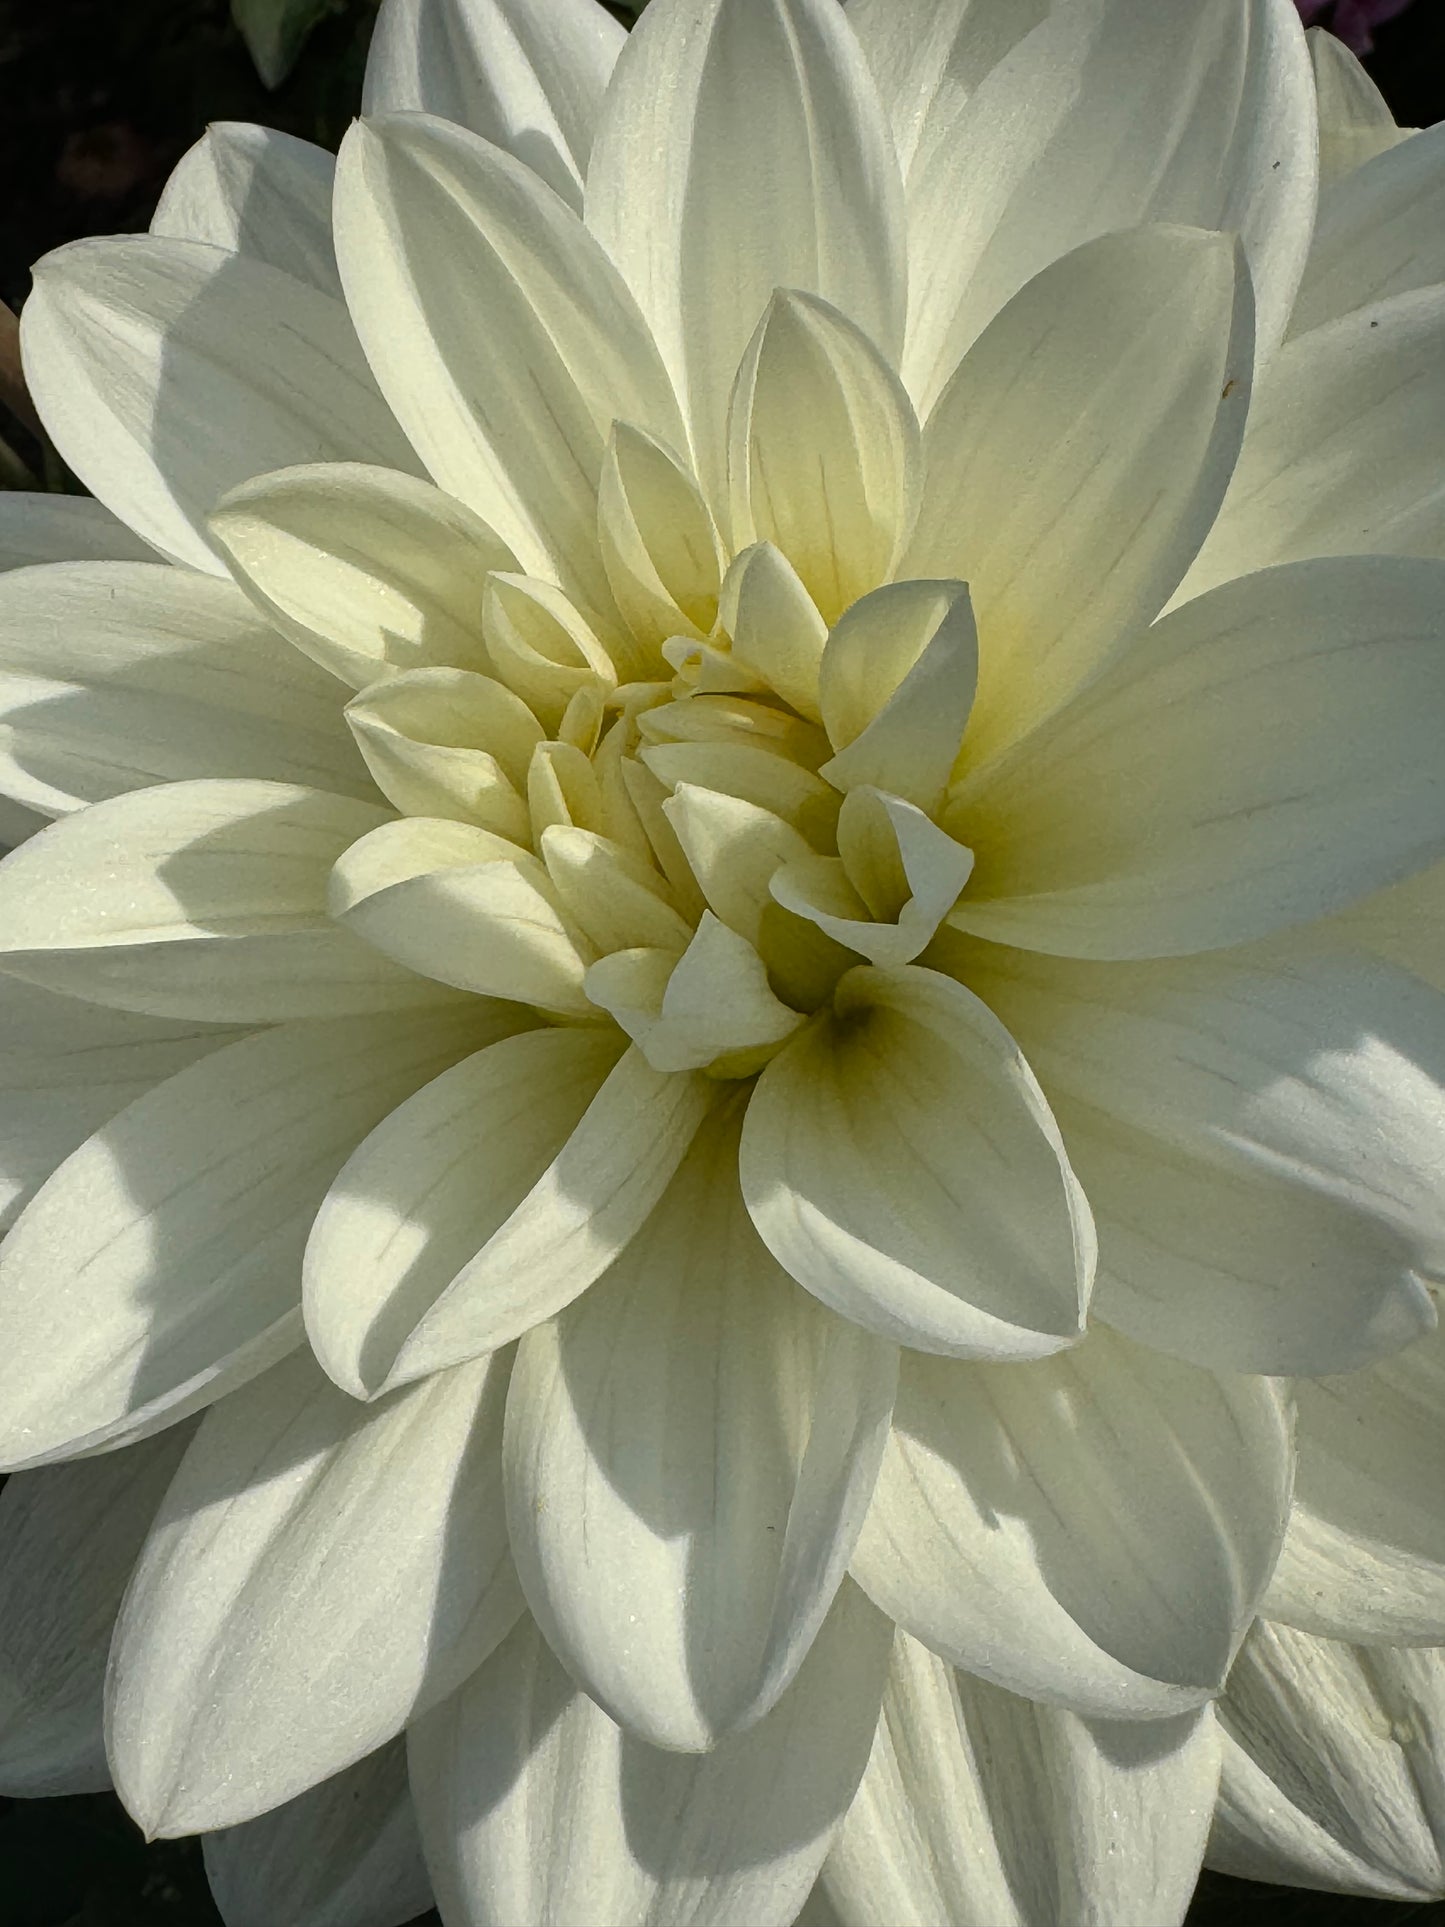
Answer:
[{"left": 0, "top": 0, "right": 1444, "bottom": 1920}]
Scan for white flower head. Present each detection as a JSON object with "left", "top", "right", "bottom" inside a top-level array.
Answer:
[{"left": 1, "top": 0, "right": 1444, "bottom": 1920}]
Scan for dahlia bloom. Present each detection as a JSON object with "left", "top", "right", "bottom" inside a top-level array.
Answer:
[{"left": 0, "top": 0, "right": 1443, "bottom": 1922}]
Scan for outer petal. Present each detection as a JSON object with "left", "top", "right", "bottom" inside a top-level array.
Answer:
[
  {"left": 846, "top": 0, "right": 1051, "bottom": 176},
  {"left": 1333, "top": 853, "right": 1445, "bottom": 994},
  {"left": 108, "top": 1347, "right": 522, "bottom": 1837},
  {"left": 362, "top": 0, "right": 624, "bottom": 207},
  {"left": 585, "top": 0, "right": 906, "bottom": 507},
  {"left": 1209, "top": 1622, "right": 1445, "bottom": 1900},
  {"left": 209, "top": 462, "right": 515, "bottom": 689},
  {"left": 908, "top": 225, "right": 1253, "bottom": 762},
  {"left": 333, "top": 112, "right": 683, "bottom": 613},
  {"left": 0, "top": 562, "right": 372, "bottom": 815},
  {"left": 972, "top": 943, "right": 1445, "bottom": 1376},
  {"left": 151, "top": 123, "right": 340, "bottom": 294},
  {"left": 20, "top": 238, "right": 416, "bottom": 575},
  {"left": 739, "top": 965, "right": 1092, "bottom": 1359},
  {"left": 825, "top": 1630, "right": 1220, "bottom": 1927},
  {"left": 850, "top": 1331, "right": 1293, "bottom": 1721},
  {"left": 304, "top": 1024, "right": 624, "bottom": 1396},
  {"left": 903, "top": 0, "right": 1315, "bottom": 410},
  {"left": 504, "top": 1100, "right": 898, "bottom": 1751},
  {"left": 0, "top": 780, "right": 453, "bottom": 1022},
  {"left": 407, "top": 1588, "right": 893, "bottom": 1927},
  {"left": 1264, "top": 1319, "right": 1445, "bottom": 1644},
  {"left": 1185, "top": 287, "right": 1445, "bottom": 603},
  {"left": 0, "top": 1009, "right": 497, "bottom": 1469},
  {"left": 202, "top": 1740, "right": 433, "bottom": 1927},
  {"left": 0, "top": 494, "right": 153, "bottom": 571},
  {"left": 0, "top": 976, "right": 239, "bottom": 1236},
  {"left": 950, "top": 557, "right": 1445, "bottom": 959},
  {"left": 1291, "top": 119, "right": 1445, "bottom": 333},
  {"left": 0, "top": 1426, "right": 194, "bottom": 1796},
  {"left": 1307, "top": 25, "right": 1407, "bottom": 187}
]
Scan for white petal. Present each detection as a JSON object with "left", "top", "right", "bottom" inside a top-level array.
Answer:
[
  {"left": 1292, "top": 119, "right": 1445, "bottom": 333},
  {"left": 909, "top": 226, "right": 1253, "bottom": 762},
  {"left": 846, "top": 0, "right": 1051, "bottom": 176},
  {"left": 1181, "top": 287, "right": 1445, "bottom": 600},
  {"left": 0, "top": 1426, "right": 194, "bottom": 1796},
  {"left": 727, "top": 290, "right": 920, "bottom": 624},
  {"left": 1334, "top": 853, "right": 1445, "bottom": 994},
  {"left": 408, "top": 1587, "right": 893, "bottom": 1927},
  {"left": 108, "top": 1347, "right": 521, "bottom": 1836},
  {"left": 362, "top": 0, "right": 624, "bottom": 207},
  {"left": 816, "top": 579, "right": 977, "bottom": 815},
  {"left": 333, "top": 112, "right": 683, "bottom": 612},
  {"left": 210, "top": 462, "right": 516, "bottom": 689},
  {"left": 903, "top": 0, "right": 1315, "bottom": 409},
  {"left": 344, "top": 669, "right": 539, "bottom": 836},
  {"left": 0, "top": 780, "right": 451, "bottom": 1022},
  {"left": 851, "top": 1332, "right": 1293, "bottom": 1720},
  {"left": 202, "top": 1740, "right": 433, "bottom": 1927},
  {"left": 951, "top": 557, "right": 1445, "bottom": 958},
  {"left": 1308, "top": 25, "right": 1408, "bottom": 188},
  {"left": 721, "top": 541, "right": 828, "bottom": 724},
  {"left": 504, "top": 1100, "right": 897, "bottom": 1751},
  {"left": 304, "top": 1022, "right": 622, "bottom": 1397},
  {"left": 0, "top": 561, "right": 372, "bottom": 815},
  {"left": 598, "top": 423, "right": 724, "bottom": 658},
  {"left": 20, "top": 237, "right": 416, "bottom": 575},
  {"left": 740, "top": 965, "right": 1091, "bottom": 1358},
  {"left": 1265, "top": 1317, "right": 1445, "bottom": 1644},
  {"left": 329, "top": 815, "right": 596, "bottom": 1015},
  {"left": 1210, "top": 1622, "right": 1445, "bottom": 1900},
  {"left": 585, "top": 0, "right": 906, "bottom": 508},
  {"left": 379, "top": 1044, "right": 714, "bottom": 1388},
  {"left": 0, "top": 494, "right": 153, "bottom": 571},
  {"left": 973, "top": 943, "right": 1445, "bottom": 1376},
  {"left": 0, "top": 1010, "right": 492, "bottom": 1469},
  {"left": 151, "top": 122, "right": 340, "bottom": 293},
  {"left": 0, "top": 976, "right": 240, "bottom": 1236},
  {"left": 826, "top": 1631, "right": 1219, "bottom": 1927}
]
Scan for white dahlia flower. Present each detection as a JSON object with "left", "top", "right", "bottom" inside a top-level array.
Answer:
[{"left": 0, "top": 0, "right": 1443, "bottom": 1922}]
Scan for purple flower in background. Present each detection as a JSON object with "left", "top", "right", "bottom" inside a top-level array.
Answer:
[{"left": 1296, "top": 0, "right": 1417, "bottom": 54}]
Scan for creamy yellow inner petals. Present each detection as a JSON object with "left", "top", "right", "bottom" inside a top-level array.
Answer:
[{"left": 301, "top": 454, "right": 985, "bottom": 1077}]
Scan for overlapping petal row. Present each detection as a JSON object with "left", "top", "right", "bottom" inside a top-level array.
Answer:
[{"left": 0, "top": 0, "right": 1444, "bottom": 1922}]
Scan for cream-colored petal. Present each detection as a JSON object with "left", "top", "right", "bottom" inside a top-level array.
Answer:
[
  {"left": 909, "top": 225, "right": 1252, "bottom": 762},
  {"left": 1332, "top": 853, "right": 1445, "bottom": 995},
  {"left": 740, "top": 965, "right": 1092, "bottom": 1357},
  {"left": 721, "top": 541, "right": 828, "bottom": 724},
  {"left": 0, "top": 494, "right": 153, "bottom": 571},
  {"left": 951, "top": 557, "right": 1445, "bottom": 959},
  {"left": 345, "top": 669, "right": 536, "bottom": 838},
  {"left": 20, "top": 237, "right": 415, "bottom": 575},
  {"left": 727, "top": 290, "right": 920, "bottom": 624},
  {"left": 333, "top": 112, "right": 683, "bottom": 612},
  {"left": 0, "top": 1009, "right": 490, "bottom": 1469},
  {"left": 851, "top": 1333, "right": 1293, "bottom": 1720},
  {"left": 210, "top": 461, "right": 511, "bottom": 688},
  {"left": 598, "top": 422, "right": 723, "bottom": 662},
  {"left": 1265, "top": 1316, "right": 1445, "bottom": 1645},
  {"left": 202, "top": 1740, "right": 433, "bottom": 1927},
  {"left": 151, "top": 122, "right": 340, "bottom": 293},
  {"left": 1291, "top": 118, "right": 1445, "bottom": 333},
  {"left": 903, "top": 0, "right": 1315, "bottom": 409},
  {"left": 0, "top": 561, "right": 372, "bottom": 815},
  {"left": 1307, "top": 25, "right": 1408, "bottom": 188},
  {"left": 0, "top": 1426, "right": 194, "bottom": 1796},
  {"left": 362, "top": 0, "right": 624, "bottom": 207},
  {"left": 1181, "top": 288, "right": 1445, "bottom": 599},
  {"left": 107, "top": 1347, "right": 521, "bottom": 1836},
  {"left": 817, "top": 579, "right": 977, "bottom": 813},
  {"left": 846, "top": 0, "right": 1051, "bottom": 176},
  {"left": 1210, "top": 1623, "right": 1445, "bottom": 1900},
  {"left": 0, "top": 780, "right": 450, "bottom": 1022},
  {"left": 408, "top": 1588, "right": 893, "bottom": 1927},
  {"left": 826, "top": 1631, "right": 1219, "bottom": 1927},
  {"left": 505, "top": 1101, "right": 897, "bottom": 1750},
  {"left": 585, "top": 0, "right": 906, "bottom": 509}
]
